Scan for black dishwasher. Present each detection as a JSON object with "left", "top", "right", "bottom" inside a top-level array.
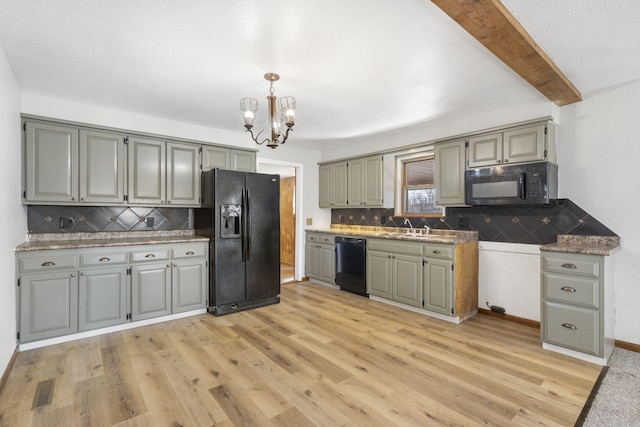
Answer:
[{"left": 335, "top": 236, "right": 367, "bottom": 297}]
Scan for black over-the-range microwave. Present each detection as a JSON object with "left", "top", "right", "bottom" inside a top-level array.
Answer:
[{"left": 464, "top": 161, "right": 558, "bottom": 206}]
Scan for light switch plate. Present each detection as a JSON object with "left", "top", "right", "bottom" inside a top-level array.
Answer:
[{"left": 306, "top": 218, "right": 313, "bottom": 226}]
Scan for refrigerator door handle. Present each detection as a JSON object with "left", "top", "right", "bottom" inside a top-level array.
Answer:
[
  {"left": 246, "top": 188, "right": 251, "bottom": 261},
  {"left": 241, "top": 189, "right": 247, "bottom": 262}
]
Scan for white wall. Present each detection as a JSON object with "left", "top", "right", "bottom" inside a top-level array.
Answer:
[
  {"left": 0, "top": 46, "right": 26, "bottom": 378},
  {"left": 559, "top": 79, "right": 640, "bottom": 345}
]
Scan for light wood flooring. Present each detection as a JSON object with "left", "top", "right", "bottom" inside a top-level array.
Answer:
[{"left": 0, "top": 282, "right": 602, "bottom": 426}]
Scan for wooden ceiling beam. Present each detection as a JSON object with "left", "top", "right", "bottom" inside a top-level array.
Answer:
[{"left": 432, "top": 0, "right": 582, "bottom": 106}]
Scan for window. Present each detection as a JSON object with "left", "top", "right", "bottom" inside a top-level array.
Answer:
[{"left": 395, "top": 152, "right": 444, "bottom": 217}]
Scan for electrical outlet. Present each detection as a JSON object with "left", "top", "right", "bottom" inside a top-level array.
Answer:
[
  {"left": 146, "top": 217, "right": 154, "bottom": 228},
  {"left": 59, "top": 217, "right": 76, "bottom": 229},
  {"left": 381, "top": 216, "right": 386, "bottom": 224},
  {"left": 306, "top": 218, "right": 313, "bottom": 226}
]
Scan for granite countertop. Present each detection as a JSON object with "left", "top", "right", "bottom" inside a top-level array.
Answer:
[
  {"left": 16, "top": 231, "right": 210, "bottom": 252},
  {"left": 306, "top": 225, "right": 478, "bottom": 244},
  {"left": 539, "top": 235, "right": 620, "bottom": 256}
]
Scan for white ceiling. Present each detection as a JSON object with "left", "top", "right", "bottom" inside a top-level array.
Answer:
[{"left": 1, "top": 1, "right": 639, "bottom": 149}]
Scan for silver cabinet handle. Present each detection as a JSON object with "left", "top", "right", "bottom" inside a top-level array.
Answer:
[
  {"left": 80, "top": 272, "right": 86, "bottom": 276},
  {"left": 168, "top": 200, "right": 172, "bottom": 204},
  {"left": 186, "top": 251, "right": 195, "bottom": 255},
  {"left": 562, "top": 323, "right": 577, "bottom": 330},
  {"left": 71, "top": 273, "right": 76, "bottom": 277},
  {"left": 71, "top": 196, "right": 77, "bottom": 200},
  {"left": 145, "top": 254, "right": 156, "bottom": 258},
  {"left": 99, "top": 257, "right": 111, "bottom": 262},
  {"left": 41, "top": 261, "right": 55, "bottom": 267},
  {"left": 81, "top": 197, "right": 85, "bottom": 201},
  {"left": 561, "top": 263, "right": 577, "bottom": 269},
  {"left": 173, "top": 263, "right": 177, "bottom": 267},
  {"left": 561, "top": 286, "right": 576, "bottom": 293},
  {"left": 166, "top": 264, "right": 171, "bottom": 268},
  {"left": 503, "top": 158, "right": 509, "bottom": 163},
  {"left": 432, "top": 250, "right": 441, "bottom": 255}
]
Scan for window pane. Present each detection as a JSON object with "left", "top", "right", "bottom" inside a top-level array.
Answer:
[
  {"left": 405, "top": 188, "right": 441, "bottom": 213},
  {"left": 405, "top": 159, "right": 434, "bottom": 186}
]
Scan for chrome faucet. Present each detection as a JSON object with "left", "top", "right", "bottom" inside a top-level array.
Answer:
[{"left": 403, "top": 218, "right": 415, "bottom": 236}]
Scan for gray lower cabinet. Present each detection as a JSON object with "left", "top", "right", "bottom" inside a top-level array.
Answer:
[
  {"left": 131, "top": 262, "right": 172, "bottom": 321},
  {"left": 78, "top": 266, "right": 128, "bottom": 331},
  {"left": 19, "top": 270, "right": 79, "bottom": 343},
  {"left": 367, "top": 239, "right": 423, "bottom": 307},
  {"left": 541, "top": 251, "right": 614, "bottom": 360},
  {"left": 423, "top": 257, "right": 453, "bottom": 315},
  {"left": 305, "top": 232, "right": 336, "bottom": 285},
  {"left": 17, "top": 241, "right": 208, "bottom": 343}
]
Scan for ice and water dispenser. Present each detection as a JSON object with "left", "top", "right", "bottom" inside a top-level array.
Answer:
[{"left": 220, "top": 204, "right": 241, "bottom": 238}]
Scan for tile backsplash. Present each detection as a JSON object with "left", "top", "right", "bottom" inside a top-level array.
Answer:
[
  {"left": 28, "top": 206, "right": 191, "bottom": 233},
  {"left": 331, "top": 199, "right": 616, "bottom": 244}
]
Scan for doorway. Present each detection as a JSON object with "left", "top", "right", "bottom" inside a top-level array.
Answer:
[{"left": 256, "top": 162, "right": 298, "bottom": 285}]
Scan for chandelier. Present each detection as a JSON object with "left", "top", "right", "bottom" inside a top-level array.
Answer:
[{"left": 240, "top": 73, "right": 297, "bottom": 149}]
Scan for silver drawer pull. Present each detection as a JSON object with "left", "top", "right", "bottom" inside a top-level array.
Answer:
[
  {"left": 432, "top": 250, "right": 441, "bottom": 255},
  {"left": 562, "top": 323, "right": 577, "bottom": 330},
  {"left": 99, "top": 257, "right": 111, "bottom": 262},
  {"left": 41, "top": 261, "right": 55, "bottom": 266},
  {"left": 186, "top": 251, "right": 195, "bottom": 255},
  {"left": 561, "top": 263, "right": 577, "bottom": 269},
  {"left": 560, "top": 286, "right": 576, "bottom": 293},
  {"left": 145, "top": 254, "right": 156, "bottom": 258}
]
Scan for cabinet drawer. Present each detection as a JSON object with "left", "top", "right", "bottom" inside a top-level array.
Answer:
[
  {"left": 543, "top": 301, "right": 600, "bottom": 356},
  {"left": 80, "top": 251, "right": 128, "bottom": 267},
  {"left": 423, "top": 244, "right": 454, "bottom": 260},
  {"left": 542, "top": 255, "right": 600, "bottom": 278},
  {"left": 368, "top": 239, "right": 423, "bottom": 256},
  {"left": 19, "top": 253, "right": 78, "bottom": 273},
  {"left": 306, "top": 233, "right": 319, "bottom": 243},
  {"left": 172, "top": 244, "right": 207, "bottom": 259},
  {"left": 130, "top": 248, "right": 170, "bottom": 263},
  {"left": 543, "top": 273, "right": 599, "bottom": 308},
  {"left": 318, "top": 234, "right": 336, "bottom": 245}
]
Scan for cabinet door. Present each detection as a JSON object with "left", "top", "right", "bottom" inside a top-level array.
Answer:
[
  {"left": 128, "top": 137, "right": 166, "bottom": 204},
  {"left": 202, "top": 146, "right": 229, "bottom": 171},
  {"left": 367, "top": 250, "right": 392, "bottom": 298},
  {"left": 78, "top": 267, "right": 128, "bottom": 331},
  {"left": 333, "top": 162, "right": 348, "bottom": 207},
  {"left": 434, "top": 139, "right": 466, "bottom": 206},
  {"left": 424, "top": 258, "right": 453, "bottom": 315},
  {"left": 392, "top": 254, "right": 423, "bottom": 307},
  {"left": 230, "top": 149, "right": 256, "bottom": 172},
  {"left": 19, "top": 271, "right": 78, "bottom": 342},
  {"left": 24, "top": 122, "right": 79, "bottom": 203},
  {"left": 167, "top": 142, "right": 200, "bottom": 206},
  {"left": 319, "top": 244, "right": 336, "bottom": 283},
  {"left": 363, "top": 155, "right": 383, "bottom": 206},
  {"left": 172, "top": 259, "right": 207, "bottom": 313},
  {"left": 131, "top": 262, "right": 171, "bottom": 321},
  {"left": 468, "top": 132, "right": 503, "bottom": 167},
  {"left": 305, "top": 244, "right": 320, "bottom": 279},
  {"left": 502, "top": 124, "right": 546, "bottom": 164},
  {"left": 348, "top": 158, "right": 364, "bottom": 206},
  {"left": 319, "top": 165, "right": 333, "bottom": 208},
  {"left": 79, "top": 130, "right": 126, "bottom": 204}
]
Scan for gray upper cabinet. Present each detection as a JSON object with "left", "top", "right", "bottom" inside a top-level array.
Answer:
[
  {"left": 167, "top": 142, "right": 200, "bottom": 206},
  {"left": 79, "top": 129, "right": 126, "bottom": 204},
  {"left": 434, "top": 139, "right": 466, "bottom": 206},
  {"left": 24, "top": 121, "right": 79, "bottom": 203},
  {"left": 230, "top": 149, "right": 256, "bottom": 172},
  {"left": 468, "top": 122, "right": 555, "bottom": 168},
  {"left": 320, "top": 155, "right": 382, "bottom": 208},
  {"left": 202, "top": 145, "right": 230, "bottom": 171},
  {"left": 319, "top": 162, "right": 348, "bottom": 208},
  {"left": 128, "top": 136, "right": 166, "bottom": 205},
  {"left": 348, "top": 155, "right": 383, "bottom": 207}
]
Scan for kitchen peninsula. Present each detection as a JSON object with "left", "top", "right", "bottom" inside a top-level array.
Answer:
[{"left": 306, "top": 226, "right": 478, "bottom": 323}]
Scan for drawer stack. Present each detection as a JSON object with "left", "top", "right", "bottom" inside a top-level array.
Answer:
[{"left": 541, "top": 252, "right": 606, "bottom": 357}]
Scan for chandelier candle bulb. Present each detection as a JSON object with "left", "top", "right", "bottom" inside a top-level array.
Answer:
[{"left": 240, "top": 73, "right": 297, "bottom": 149}]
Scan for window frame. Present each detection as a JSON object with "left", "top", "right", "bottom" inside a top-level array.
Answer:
[{"left": 394, "top": 151, "right": 444, "bottom": 218}]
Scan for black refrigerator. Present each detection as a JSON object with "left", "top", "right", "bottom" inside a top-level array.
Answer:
[{"left": 194, "top": 169, "right": 280, "bottom": 315}]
